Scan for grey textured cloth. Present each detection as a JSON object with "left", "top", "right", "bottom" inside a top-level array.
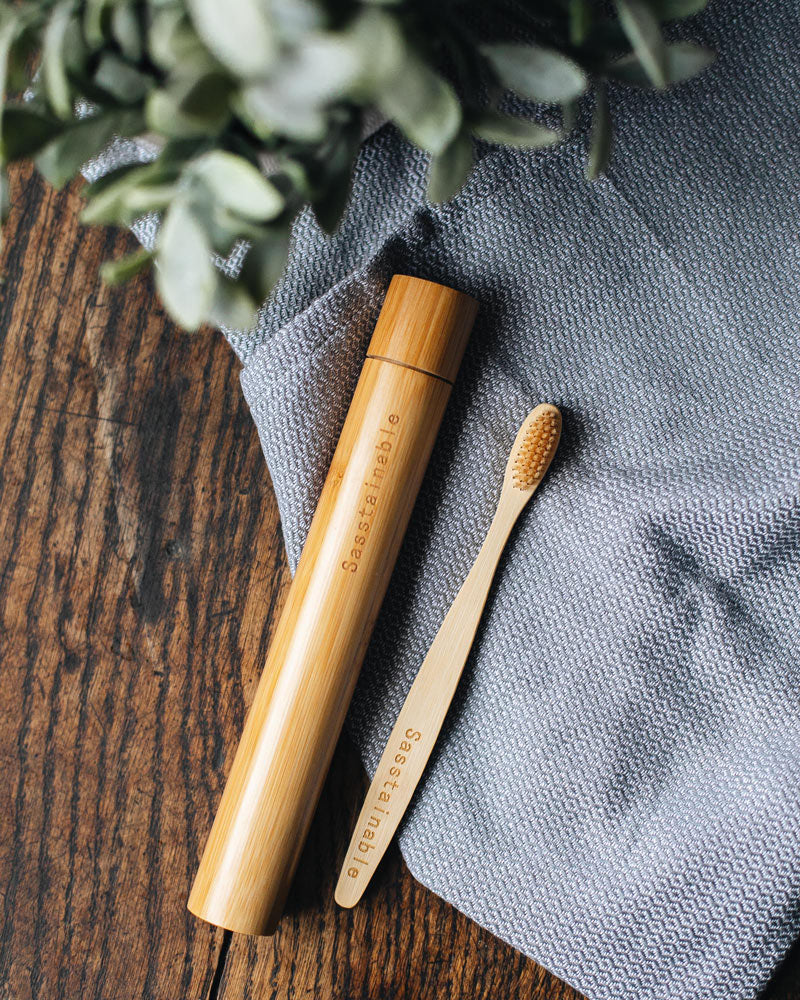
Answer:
[
  {"left": 235, "top": 4, "right": 800, "bottom": 998},
  {"left": 236, "top": 4, "right": 800, "bottom": 999},
  {"left": 94, "top": 1, "right": 800, "bottom": 996}
]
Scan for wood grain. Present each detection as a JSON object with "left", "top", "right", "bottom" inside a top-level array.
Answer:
[{"left": 0, "top": 162, "right": 797, "bottom": 1000}]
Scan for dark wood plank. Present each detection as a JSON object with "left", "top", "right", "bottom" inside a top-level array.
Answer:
[
  {"left": 0, "top": 163, "right": 796, "bottom": 1000},
  {"left": 0, "top": 162, "right": 282, "bottom": 1000}
]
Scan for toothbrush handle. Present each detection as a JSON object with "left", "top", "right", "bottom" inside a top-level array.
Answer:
[{"left": 334, "top": 508, "right": 515, "bottom": 908}]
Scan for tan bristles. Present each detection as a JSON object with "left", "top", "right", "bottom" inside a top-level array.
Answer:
[{"left": 510, "top": 406, "right": 561, "bottom": 490}]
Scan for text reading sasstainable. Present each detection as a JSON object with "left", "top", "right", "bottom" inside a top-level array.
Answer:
[{"left": 341, "top": 413, "right": 400, "bottom": 573}]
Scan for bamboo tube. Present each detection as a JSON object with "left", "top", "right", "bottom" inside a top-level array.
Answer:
[{"left": 188, "top": 275, "right": 478, "bottom": 935}]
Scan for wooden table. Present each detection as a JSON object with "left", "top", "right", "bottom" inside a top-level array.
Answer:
[{"left": 1, "top": 164, "right": 798, "bottom": 1000}]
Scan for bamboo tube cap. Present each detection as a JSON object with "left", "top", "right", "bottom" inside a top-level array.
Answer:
[{"left": 367, "top": 275, "right": 478, "bottom": 384}]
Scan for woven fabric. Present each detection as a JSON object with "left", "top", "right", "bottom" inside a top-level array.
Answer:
[
  {"left": 235, "top": 3, "right": 800, "bottom": 997},
  {"left": 90, "top": 0, "right": 800, "bottom": 996}
]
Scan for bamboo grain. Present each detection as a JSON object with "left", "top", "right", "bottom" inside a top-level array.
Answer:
[
  {"left": 335, "top": 404, "right": 561, "bottom": 909},
  {"left": 188, "top": 276, "right": 477, "bottom": 935}
]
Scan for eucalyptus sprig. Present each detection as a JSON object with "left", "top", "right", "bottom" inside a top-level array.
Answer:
[{"left": 0, "top": 0, "right": 713, "bottom": 331}]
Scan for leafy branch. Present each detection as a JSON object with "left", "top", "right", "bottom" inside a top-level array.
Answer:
[{"left": 0, "top": 0, "right": 713, "bottom": 331}]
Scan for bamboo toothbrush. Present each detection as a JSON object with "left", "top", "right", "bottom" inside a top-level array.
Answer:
[{"left": 335, "top": 403, "right": 562, "bottom": 908}]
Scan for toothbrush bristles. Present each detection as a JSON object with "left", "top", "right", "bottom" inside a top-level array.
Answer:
[{"left": 511, "top": 406, "right": 561, "bottom": 490}]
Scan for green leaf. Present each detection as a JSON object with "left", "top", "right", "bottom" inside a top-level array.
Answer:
[
  {"left": 615, "top": 0, "right": 667, "bottom": 88},
  {"left": 345, "top": 9, "right": 406, "bottom": 96},
  {"left": 82, "top": 156, "right": 183, "bottom": 200},
  {"left": 0, "top": 14, "right": 19, "bottom": 96},
  {"left": 586, "top": 84, "right": 611, "bottom": 180},
  {"left": 235, "top": 19, "right": 372, "bottom": 145},
  {"left": 93, "top": 53, "right": 152, "bottom": 104},
  {"left": 377, "top": 56, "right": 461, "bottom": 155},
  {"left": 268, "top": 158, "right": 311, "bottom": 203},
  {"left": 35, "top": 108, "right": 145, "bottom": 188},
  {"left": 263, "top": 9, "right": 405, "bottom": 113},
  {"left": 146, "top": 75, "right": 232, "bottom": 139},
  {"left": 155, "top": 197, "right": 216, "bottom": 330},
  {"left": 569, "top": 0, "right": 592, "bottom": 46},
  {"left": 148, "top": 8, "right": 207, "bottom": 71},
  {"left": 81, "top": 166, "right": 177, "bottom": 225},
  {"left": 201, "top": 202, "right": 267, "bottom": 254},
  {"left": 650, "top": 0, "right": 708, "bottom": 19},
  {"left": 666, "top": 41, "right": 715, "bottom": 83},
  {"left": 207, "top": 277, "right": 259, "bottom": 330},
  {"left": 187, "top": 151, "right": 284, "bottom": 222},
  {"left": 427, "top": 129, "right": 473, "bottom": 204},
  {"left": 0, "top": 106, "right": 61, "bottom": 161},
  {"left": 561, "top": 98, "right": 579, "bottom": 137},
  {"left": 100, "top": 247, "right": 153, "bottom": 284},
  {"left": 239, "top": 228, "right": 290, "bottom": 303},
  {"left": 111, "top": 2, "right": 143, "bottom": 63},
  {"left": 186, "top": 0, "right": 277, "bottom": 78},
  {"left": 42, "top": 2, "right": 75, "bottom": 118},
  {"left": 114, "top": 183, "right": 176, "bottom": 217},
  {"left": 471, "top": 111, "right": 561, "bottom": 150},
  {"left": 274, "top": 34, "right": 365, "bottom": 106},
  {"left": 157, "top": 137, "right": 216, "bottom": 173},
  {"left": 83, "top": 0, "right": 114, "bottom": 49},
  {"left": 239, "top": 81, "right": 327, "bottom": 142},
  {"left": 482, "top": 44, "right": 587, "bottom": 104},
  {"left": 0, "top": 12, "right": 35, "bottom": 100},
  {"left": 610, "top": 41, "right": 714, "bottom": 87},
  {"left": 179, "top": 72, "right": 235, "bottom": 119}
]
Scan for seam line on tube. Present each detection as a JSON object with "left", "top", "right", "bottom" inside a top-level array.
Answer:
[{"left": 365, "top": 355, "right": 453, "bottom": 385}]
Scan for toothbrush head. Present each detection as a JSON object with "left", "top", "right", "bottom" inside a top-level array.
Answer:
[{"left": 507, "top": 403, "right": 561, "bottom": 492}]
